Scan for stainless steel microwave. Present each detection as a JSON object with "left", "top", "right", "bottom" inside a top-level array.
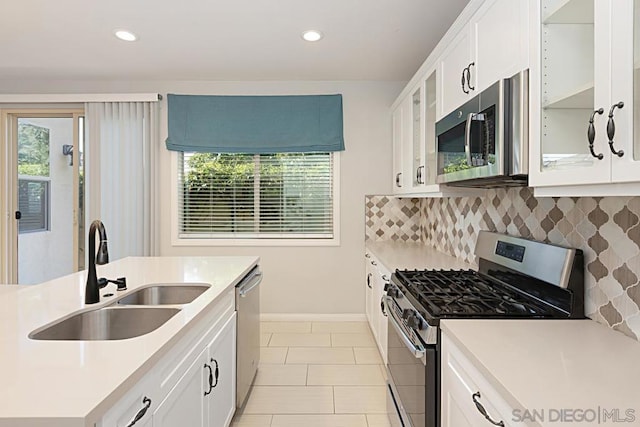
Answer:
[{"left": 435, "top": 70, "right": 529, "bottom": 187}]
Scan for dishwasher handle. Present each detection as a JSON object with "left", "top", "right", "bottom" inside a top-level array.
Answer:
[{"left": 238, "top": 270, "right": 263, "bottom": 298}]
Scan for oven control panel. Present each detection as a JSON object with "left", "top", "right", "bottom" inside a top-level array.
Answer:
[{"left": 495, "top": 240, "right": 525, "bottom": 262}]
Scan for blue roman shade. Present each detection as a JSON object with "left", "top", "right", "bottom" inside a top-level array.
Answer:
[{"left": 166, "top": 94, "right": 345, "bottom": 153}]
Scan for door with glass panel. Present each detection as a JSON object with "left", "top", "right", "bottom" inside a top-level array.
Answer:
[
  {"left": 8, "top": 112, "right": 84, "bottom": 284},
  {"left": 532, "top": 0, "right": 640, "bottom": 187}
]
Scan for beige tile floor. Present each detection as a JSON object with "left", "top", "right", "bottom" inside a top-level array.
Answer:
[{"left": 232, "top": 321, "right": 391, "bottom": 427}]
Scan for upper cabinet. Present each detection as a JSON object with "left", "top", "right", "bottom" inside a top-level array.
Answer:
[
  {"left": 392, "top": 71, "right": 439, "bottom": 195},
  {"left": 530, "top": 0, "right": 640, "bottom": 194},
  {"left": 438, "top": 0, "right": 529, "bottom": 120},
  {"left": 391, "top": 0, "right": 528, "bottom": 196}
]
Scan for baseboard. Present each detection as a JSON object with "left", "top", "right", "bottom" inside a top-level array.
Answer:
[{"left": 260, "top": 313, "right": 367, "bottom": 322}]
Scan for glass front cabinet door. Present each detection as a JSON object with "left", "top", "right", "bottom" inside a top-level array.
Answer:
[{"left": 530, "top": 0, "right": 640, "bottom": 188}]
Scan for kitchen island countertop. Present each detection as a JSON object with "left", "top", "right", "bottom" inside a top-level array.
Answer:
[{"left": 0, "top": 256, "right": 258, "bottom": 427}]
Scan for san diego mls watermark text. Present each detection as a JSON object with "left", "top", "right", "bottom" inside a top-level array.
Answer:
[{"left": 512, "top": 407, "right": 636, "bottom": 424}]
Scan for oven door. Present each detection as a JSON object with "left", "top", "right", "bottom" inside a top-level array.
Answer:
[{"left": 384, "top": 296, "right": 437, "bottom": 427}]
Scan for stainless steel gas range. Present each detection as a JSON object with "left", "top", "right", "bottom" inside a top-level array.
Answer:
[{"left": 382, "top": 231, "right": 585, "bottom": 427}]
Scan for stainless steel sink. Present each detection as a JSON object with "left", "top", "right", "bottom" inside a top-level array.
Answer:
[
  {"left": 116, "top": 284, "right": 210, "bottom": 306},
  {"left": 29, "top": 307, "right": 181, "bottom": 341}
]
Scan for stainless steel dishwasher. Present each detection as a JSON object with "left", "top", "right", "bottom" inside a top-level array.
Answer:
[{"left": 235, "top": 266, "right": 262, "bottom": 408}]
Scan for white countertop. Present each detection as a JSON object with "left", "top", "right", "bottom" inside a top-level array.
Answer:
[
  {"left": 365, "top": 241, "right": 473, "bottom": 270},
  {"left": 442, "top": 319, "right": 640, "bottom": 425},
  {"left": 0, "top": 256, "right": 258, "bottom": 426}
]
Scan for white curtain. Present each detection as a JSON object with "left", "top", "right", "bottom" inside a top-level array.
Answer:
[{"left": 85, "top": 102, "right": 160, "bottom": 260}]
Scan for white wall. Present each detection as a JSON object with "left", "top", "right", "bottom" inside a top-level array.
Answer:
[
  {"left": 0, "top": 80, "right": 402, "bottom": 315},
  {"left": 18, "top": 118, "right": 74, "bottom": 284}
]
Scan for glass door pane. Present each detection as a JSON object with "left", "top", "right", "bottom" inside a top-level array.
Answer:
[
  {"left": 16, "top": 116, "right": 79, "bottom": 284},
  {"left": 540, "top": 0, "right": 596, "bottom": 171},
  {"left": 411, "top": 88, "right": 422, "bottom": 188}
]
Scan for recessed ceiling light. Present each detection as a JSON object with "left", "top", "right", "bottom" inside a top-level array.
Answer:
[
  {"left": 114, "top": 30, "right": 138, "bottom": 42},
  {"left": 302, "top": 30, "right": 323, "bottom": 42}
]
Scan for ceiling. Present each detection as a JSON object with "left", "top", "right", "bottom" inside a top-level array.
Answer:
[{"left": 0, "top": 0, "right": 469, "bottom": 81}]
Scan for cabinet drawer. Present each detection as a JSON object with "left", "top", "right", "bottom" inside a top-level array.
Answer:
[
  {"left": 156, "top": 289, "right": 235, "bottom": 397},
  {"left": 442, "top": 335, "right": 522, "bottom": 427},
  {"left": 100, "top": 374, "right": 158, "bottom": 427}
]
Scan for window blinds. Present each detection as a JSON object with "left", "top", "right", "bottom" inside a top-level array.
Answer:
[{"left": 178, "top": 152, "right": 334, "bottom": 238}]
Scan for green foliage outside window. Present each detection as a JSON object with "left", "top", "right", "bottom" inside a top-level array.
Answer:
[
  {"left": 18, "top": 123, "right": 50, "bottom": 177},
  {"left": 181, "top": 152, "right": 332, "bottom": 235}
]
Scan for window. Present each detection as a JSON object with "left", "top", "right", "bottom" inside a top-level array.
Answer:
[
  {"left": 177, "top": 152, "right": 336, "bottom": 240},
  {"left": 17, "top": 121, "right": 51, "bottom": 233},
  {"left": 18, "top": 179, "right": 50, "bottom": 233}
]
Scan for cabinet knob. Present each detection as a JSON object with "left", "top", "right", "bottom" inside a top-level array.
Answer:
[{"left": 607, "top": 102, "right": 625, "bottom": 157}]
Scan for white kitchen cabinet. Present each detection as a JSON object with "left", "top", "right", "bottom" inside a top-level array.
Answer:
[
  {"left": 530, "top": 0, "right": 640, "bottom": 194},
  {"left": 100, "top": 375, "right": 157, "bottom": 427},
  {"left": 441, "top": 333, "right": 527, "bottom": 427},
  {"left": 365, "top": 252, "right": 375, "bottom": 327},
  {"left": 438, "top": 29, "right": 474, "bottom": 119},
  {"left": 206, "top": 314, "right": 236, "bottom": 427},
  {"left": 153, "top": 348, "right": 207, "bottom": 427},
  {"left": 99, "top": 295, "right": 237, "bottom": 427},
  {"left": 438, "top": 0, "right": 529, "bottom": 120},
  {"left": 364, "top": 251, "right": 389, "bottom": 363},
  {"left": 392, "top": 95, "right": 414, "bottom": 194},
  {"left": 154, "top": 313, "right": 236, "bottom": 427}
]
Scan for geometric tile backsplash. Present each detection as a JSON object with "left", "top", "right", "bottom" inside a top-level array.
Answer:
[{"left": 365, "top": 188, "right": 640, "bottom": 341}]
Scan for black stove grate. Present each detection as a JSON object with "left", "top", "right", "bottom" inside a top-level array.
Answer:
[{"left": 394, "top": 269, "right": 556, "bottom": 318}]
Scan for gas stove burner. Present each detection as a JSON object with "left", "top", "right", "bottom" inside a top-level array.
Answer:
[{"left": 394, "top": 268, "right": 568, "bottom": 319}]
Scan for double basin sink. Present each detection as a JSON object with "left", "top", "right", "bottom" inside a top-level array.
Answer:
[{"left": 29, "top": 284, "right": 210, "bottom": 341}]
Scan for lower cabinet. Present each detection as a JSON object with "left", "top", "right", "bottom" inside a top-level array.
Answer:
[
  {"left": 153, "top": 347, "right": 207, "bottom": 427},
  {"left": 98, "top": 290, "right": 237, "bottom": 427},
  {"left": 441, "top": 333, "right": 527, "bottom": 427},
  {"left": 154, "top": 314, "right": 236, "bottom": 427},
  {"left": 364, "top": 251, "right": 389, "bottom": 363}
]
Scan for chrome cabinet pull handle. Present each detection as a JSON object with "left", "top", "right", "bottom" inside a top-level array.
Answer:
[
  {"left": 126, "top": 397, "right": 152, "bottom": 427},
  {"left": 588, "top": 108, "right": 604, "bottom": 159},
  {"left": 472, "top": 392, "right": 505, "bottom": 426},
  {"left": 367, "top": 273, "right": 372, "bottom": 289},
  {"left": 371, "top": 260, "right": 377, "bottom": 266},
  {"left": 607, "top": 101, "right": 625, "bottom": 157},
  {"left": 365, "top": 253, "right": 371, "bottom": 259},
  {"left": 395, "top": 172, "right": 402, "bottom": 187}
]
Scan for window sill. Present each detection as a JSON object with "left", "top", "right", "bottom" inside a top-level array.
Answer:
[{"left": 171, "top": 237, "right": 340, "bottom": 247}]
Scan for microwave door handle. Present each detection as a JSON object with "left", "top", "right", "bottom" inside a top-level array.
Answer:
[{"left": 464, "top": 113, "right": 474, "bottom": 166}]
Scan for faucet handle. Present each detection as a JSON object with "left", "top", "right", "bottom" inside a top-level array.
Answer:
[{"left": 98, "top": 277, "right": 128, "bottom": 291}]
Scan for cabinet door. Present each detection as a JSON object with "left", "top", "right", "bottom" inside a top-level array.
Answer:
[
  {"left": 438, "top": 29, "right": 473, "bottom": 119},
  {"left": 373, "top": 266, "right": 389, "bottom": 363},
  {"left": 610, "top": 0, "right": 640, "bottom": 182},
  {"left": 473, "top": 0, "right": 528, "bottom": 92},
  {"left": 365, "top": 254, "right": 374, "bottom": 327},
  {"left": 392, "top": 104, "right": 404, "bottom": 193},
  {"left": 410, "top": 85, "right": 425, "bottom": 190},
  {"left": 153, "top": 348, "right": 207, "bottom": 427},
  {"left": 206, "top": 313, "right": 237, "bottom": 427},
  {"left": 530, "top": 0, "right": 612, "bottom": 187},
  {"left": 441, "top": 335, "right": 525, "bottom": 427}
]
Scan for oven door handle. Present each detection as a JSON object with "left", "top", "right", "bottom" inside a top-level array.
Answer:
[
  {"left": 383, "top": 296, "right": 426, "bottom": 359},
  {"left": 464, "top": 113, "right": 474, "bottom": 167}
]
